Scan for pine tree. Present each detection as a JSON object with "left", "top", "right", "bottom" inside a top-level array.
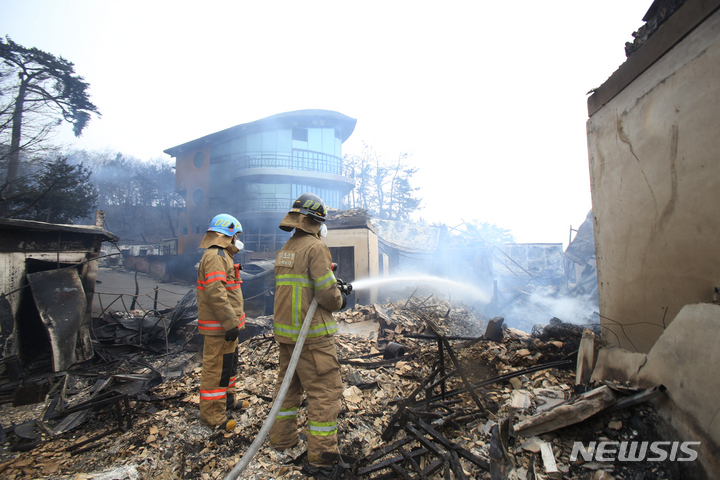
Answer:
[
  {"left": 12, "top": 156, "right": 98, "bottom": 223},
  {"left": 0, "top": 36, "right": 99, "bottom": 208}
]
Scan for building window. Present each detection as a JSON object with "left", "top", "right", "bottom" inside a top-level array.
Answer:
[
  {"left": 193, "top": 189, "right": 203, "bottom": 205},
  {"left": 194, "top": 151, "right": 205, "bottom": 168},
  {"left": 291, "top": 184, "right": 340, "bottom": 208},
  {"left": 291, "top": 149, "right": 342, "bottom": 175},
  {"left": 195, "top": 226, "right": 201, "bottom": 234},
  {"left": 292, "top": 128, "right": 308, "bottom": 142},
  {"left": 182, "top": 227, "right": 188, "bottom": 235}
]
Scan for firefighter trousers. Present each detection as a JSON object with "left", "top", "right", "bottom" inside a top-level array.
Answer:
[
  {"left": 269, "top": 337, "right": 342, "bottom": 466},
  {"left": 200, "top": 335, "right": 239, "bottom": 426}
]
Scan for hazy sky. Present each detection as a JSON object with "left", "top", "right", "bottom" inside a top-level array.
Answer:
[{"left": 1, "top": 1, "right": 652, "bottom": 245}]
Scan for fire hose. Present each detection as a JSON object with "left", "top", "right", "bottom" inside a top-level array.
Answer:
[{"left": 223, "top": 298, "right": 319, "bottom": 480}]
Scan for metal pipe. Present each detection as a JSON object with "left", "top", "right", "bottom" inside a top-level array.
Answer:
[{"left": 224, "top": 298, "right": 318, "bottom": 480}]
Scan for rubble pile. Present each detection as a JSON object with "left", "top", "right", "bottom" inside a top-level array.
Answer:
[
  {"left": 0, "top": 295, "right": 691, "bottom": 479},
  {"left": 336, "top": 298, "right": 488, "bottom": 340}
]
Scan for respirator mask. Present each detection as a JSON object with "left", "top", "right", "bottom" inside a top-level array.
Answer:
[
  {"left": 234, "top": 239, "right": 244, "bottom": 250},
  {"left": 319, "top": 224, "right": 328, "bottom": 238}
]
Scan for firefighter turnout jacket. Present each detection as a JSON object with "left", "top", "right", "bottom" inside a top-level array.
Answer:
[
  {"left": 197, "top": 231, "right": 245, "bottom": 335},
  {"left": 196, "top": 231, "right": 245, "bottom": 426},
  {"left": 273, "top": 219, "right": 343, "bottom": 344},
  {"left": 270, "top": 212, "right": 345, "bottom": 465}
]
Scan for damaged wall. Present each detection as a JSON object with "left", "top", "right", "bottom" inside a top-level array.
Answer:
[
  {"left": 0, "top": 216, "right": 118, "bottom": 373},
  {"left": 590, "top": 303, "right": 720, "bottom": 477},
  {"left": 586, "top": 0, "right": 720, "bottom": 354},
  {"left": 325, "top": 211, "right": 380, "bottom": 305}
]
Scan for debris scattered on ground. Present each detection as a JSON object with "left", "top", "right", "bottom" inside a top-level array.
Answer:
[{"left": 0, "top": 295, "right": 693, "bottom": 479}]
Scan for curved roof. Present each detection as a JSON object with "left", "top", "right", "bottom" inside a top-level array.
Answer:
[{"left": 164, "top": 109, "right": 357, "bottom": 157}]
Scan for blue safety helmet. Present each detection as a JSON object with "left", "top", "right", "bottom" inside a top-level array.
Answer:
[{"left": 208, "top": 214, "right": 242, "bottom": 237}]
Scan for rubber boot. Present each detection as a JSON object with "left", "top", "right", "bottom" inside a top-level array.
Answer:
[{"left": 219, "top": 418, "right": 236, "bottom": 432}]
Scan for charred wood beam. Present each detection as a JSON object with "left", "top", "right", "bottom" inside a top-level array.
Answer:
[
  {"left": 489, "top": 415, "right": 516, "bottom": 478},
  {"left": 343, "top": 470, "right": 361, "bottom": 480},
  {"left": 368, "top": 472, "right": 405, "bottom": 480},
  {"left": 444, "top": 457, "right": 452, "bottom": 480},
  {"left": 436, "top": 337, "right": 446, "bottom": 403},
  {"left": 340, "top": 354, "right": 417, "bottom": 368},
  {"left": 420, "top": 314, "right": 485, "bottom": 414},
  {"left": 426, "top": 399, "right": 463, "bottom": 410},
  {"left": 59, "top": 392, "right": 132, "bottom": 431},
  {"left": 350, "top": 381, "right": 379, "bottom": 391},
  {"left": 357, "top": 447, "right": 429, "bottom": 476},
  {"left": 605, "top": 385, "right": 667, "bottom": 413},
  {"left": 61, "top": 393, "right": 132, "bottom": 455},
  {"left": 404, "top": 424, "right": 470, "bottom": 479},
  {"left": 527, "top": 454, "right": 538, "bottom": 480},
  {"left": 425, "top": 359, "right": 574, "bottom": 404},
  {"left": 404, "top": 334, "right": 481, "bottom": 341},
  {"left": 397, "top": 445, "right": 429, "bottom": 480},
  {"left": 404, "top": 423, "right": 450, "bottom": 460},
  {"left": 389, "top": 464, "right": 412, "bottom": 480},
  {"left": 66, "top": 426, "right": 127, "bottom": 455},
  {"left": 341, "top": 352, "right": 384, "bottom": 360},
  {"left": 451, "top": 410, "right": 489, "bottom": 425},
  {"left": 407, "top": 410, "right": 445, "bottom": 420},
  {"left": 429, "top": 408, "right": 486, "bottom": 430},
  {"left": 130, "top": 268, "right": 139, "bottom": 311},
  {"left": 425, "top": 369, "right": 457, "bottom": 395},
  {"left": 366, "top": 436, "right": 415, "bottom": 463},
  {"left": 406, "top": 412, "right": 490, "bottom": 471},
  {"left": 415, "top": 294, "right": 434, "bottom": 308},
  {"left": 421, "top": 458, "right": 444, "bottom": 477},
  {"left": 449, "top": 449, "right": 470, "bottom": 480},
  {"left": 319, "top": 452, "right": 359, "bottom": 478},
  {"left": 382, "top": 366, "right": 441, "bottom": 441}
]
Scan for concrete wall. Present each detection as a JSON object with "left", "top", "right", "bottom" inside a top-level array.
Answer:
[
  {"left": 175, "top": 147, "right": 211, "bottom": 254},
  {"left": 591, "top": 303, "right": 720, "bottom": 478},
  {"left": 586, "top": 6, "right": 720, "bottom": 353},
  {"left": 637, "top": 303, "right": 720, "bottom": 478},
  {"left": 323, "top": 228, "right": 379, "bottom": 304},
  {"left": 123, "top": 256, "right": 168, "bottom": 281}
]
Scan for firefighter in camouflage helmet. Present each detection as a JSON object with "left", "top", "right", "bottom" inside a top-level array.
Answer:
[
  {"left": 196, "top": 213, "right": 246, "bottom": 431},
  {"left": 269, "top": 193, "right": 351, "bottom": 470}
]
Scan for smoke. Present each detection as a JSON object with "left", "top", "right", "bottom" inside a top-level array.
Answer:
[
  {"left": 352, "top": 271, "right": 598, "bottom": 334},
  {"left": 356, "top": 230, "right": 599, "bottom": 334},
  {"left": 498, "top": 287, "right": 599, "bottom": 332}
]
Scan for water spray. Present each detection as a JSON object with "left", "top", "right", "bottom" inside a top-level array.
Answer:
[{"left": 351, "top": 273, "right": 492, "bottom": 304}]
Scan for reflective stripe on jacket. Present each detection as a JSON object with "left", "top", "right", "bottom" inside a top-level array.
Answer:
[
  {"left": 197, "top": 245, "right": 245, "bottom": 336},
  {"left": 274, "top": 230, "right": 343, "bottom": 345}
]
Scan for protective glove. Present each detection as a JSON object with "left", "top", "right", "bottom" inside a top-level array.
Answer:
[
  {"left": 225, "top": 327, "right": 239, "bottom": 342},
  {"left": 340, "top": 292, "right": 348, "bottom": 310}
]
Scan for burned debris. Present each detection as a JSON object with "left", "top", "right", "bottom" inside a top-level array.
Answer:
[
  {"left": 0, "top": 215, "right": 119, "bottom": 376},
  {"left": 0, "top": 284, "right": 697, "bottom": 480}
]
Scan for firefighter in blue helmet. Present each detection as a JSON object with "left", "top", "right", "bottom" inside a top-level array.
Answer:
[{"left": 196, "top": 213, "right": 246, "bottom": 430}]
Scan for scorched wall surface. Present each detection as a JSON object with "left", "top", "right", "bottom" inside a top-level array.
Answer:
[{"left": 586, "top": 6, "right": 720, "bottom": 354}]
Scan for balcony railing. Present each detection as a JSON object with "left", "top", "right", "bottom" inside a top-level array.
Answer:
[
  {"left": 239, "top": 198, "right": 292, "bottom": 213},
  {"left": 234, "top": 150, "right": 342, "bottom": 175}
]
